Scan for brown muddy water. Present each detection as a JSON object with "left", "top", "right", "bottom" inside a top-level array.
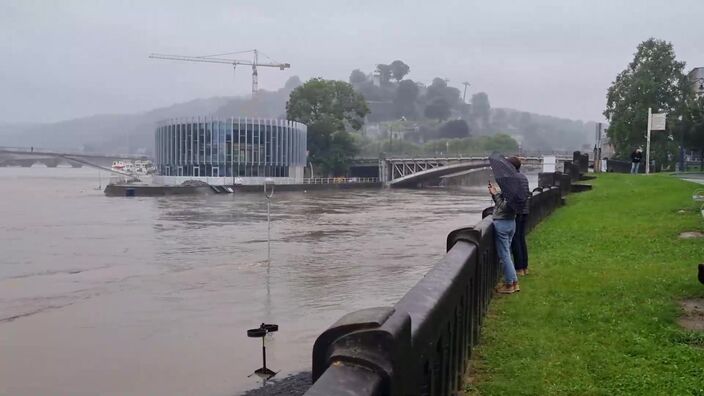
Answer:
[{"left": 0, "top": 167, "right": 533, "bottom": 395}]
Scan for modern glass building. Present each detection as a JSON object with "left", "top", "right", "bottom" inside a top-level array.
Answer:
[{"left": 154, "top": 117, "right": 307, "bottom": 185}]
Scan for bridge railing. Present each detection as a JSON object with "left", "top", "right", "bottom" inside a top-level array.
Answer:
[
  {"left": 303, "top": 177, "right": 379, "bottom": 184},
  {"left": 305, "top": 186, "right": 564, "bottom": 396},
  {"left": 0, "top": 146, "right": 148, "bottom": 159}
]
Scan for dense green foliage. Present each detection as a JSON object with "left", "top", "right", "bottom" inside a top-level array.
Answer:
[
  {"left": 681, "top": 95, "right": 704, "bottom": 167},
  {"left": 286, "top": 78, "right": 369, "bottom": 176},
  {"left": 468, "top": 174, "right": 704, "bottom": 395},
  {"left": 348, "top": 61, "right": 593, "bottom": 152},
  {"left": 604, "top": 38, "right": 691, "bottom": 165},
  {"left": 357, "top": 133, "right": 518, "bottom": 157}
]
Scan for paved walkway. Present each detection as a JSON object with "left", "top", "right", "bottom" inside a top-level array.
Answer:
[{"left": 674, "top": 173, "right": 704, "bottom": 185}]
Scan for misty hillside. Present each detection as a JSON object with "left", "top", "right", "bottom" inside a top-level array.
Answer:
[
  {"left": 0, "top": 77, "right": 305, "bottom": 155},
  {"left": 0, "top": 76, "right": 595, "bottom": 155}
]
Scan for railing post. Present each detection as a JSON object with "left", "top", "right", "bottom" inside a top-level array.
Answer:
[{"left": 308, "top": 307, "right": 412, "bottom": 396}]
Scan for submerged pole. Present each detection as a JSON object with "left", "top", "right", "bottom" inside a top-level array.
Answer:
[{"left": 264, "top": 178, "right": 274, "bottom": 262}]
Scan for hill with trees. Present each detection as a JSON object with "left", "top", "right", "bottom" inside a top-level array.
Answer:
[{"left": 0, "top": 64, "right": 597, "bottom": 159}]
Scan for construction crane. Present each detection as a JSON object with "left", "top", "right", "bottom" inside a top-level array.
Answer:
[{"left": 149, "top": 49, "right": 290, "bottom": 95}]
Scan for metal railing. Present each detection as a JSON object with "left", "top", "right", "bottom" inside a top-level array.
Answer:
[
  {"left": 0, "top": 146, "right": 148, "bottom": 160},
  {"left": 305, "top": 185, "right": 565, "bottom": 396},
  {"left": 302, "top": 177, "right": 380, "bottom": 184}
]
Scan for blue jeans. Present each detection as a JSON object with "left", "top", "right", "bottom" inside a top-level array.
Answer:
[
  {"left": 630, "top": 162, "right": 640, "bottom": 174},
  {"left": 494, "top": 219, "right": 517, "bottom": 284}
]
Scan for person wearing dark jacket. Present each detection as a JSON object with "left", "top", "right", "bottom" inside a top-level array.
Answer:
[
  {"left": 508, "top": 157, "right": 530, "bottom": 276},
  {"left": 489, "top": 181, "right": 519, "bottom": 294},
  {"left": 630, "top": 148, "right": 643, "bottom": 174}
]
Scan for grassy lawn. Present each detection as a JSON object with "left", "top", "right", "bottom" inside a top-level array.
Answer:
[{"left": 467, "top": 174, "right": 704, "bottom": 395}]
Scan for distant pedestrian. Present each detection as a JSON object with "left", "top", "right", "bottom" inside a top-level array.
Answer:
[
  {"left": 508, "top": 157, "right": 530, "bottom": 276},
  {"left": 30, "top": 146, "right": 33, "bottom": 152},
  {"left": 630, "top": 148, "right": 643, "bottom": 174},
  {"left": 489, "top": 180, "right": 519, "bottom": 294}
]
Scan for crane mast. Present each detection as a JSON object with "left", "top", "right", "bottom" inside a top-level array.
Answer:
[{"left": 148, "top": 49, "right": 290, "bottom": 95}]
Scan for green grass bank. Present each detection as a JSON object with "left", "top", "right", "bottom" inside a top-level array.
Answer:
[{"left": 467, "top": 174, "right": 704, "bottom": 395}]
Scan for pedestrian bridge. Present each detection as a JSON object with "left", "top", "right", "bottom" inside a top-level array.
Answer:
[{"left": 380, "top": 156, "right": 564, "bottom": 187}]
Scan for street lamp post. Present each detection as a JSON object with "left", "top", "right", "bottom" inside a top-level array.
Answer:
[{"left": 462, "top": 82, "right": 471, "bottom": 103}]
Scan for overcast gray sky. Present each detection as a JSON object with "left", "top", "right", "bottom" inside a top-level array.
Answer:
[{"left": 1, "top": 0, "right": 703, "bottom": 124}]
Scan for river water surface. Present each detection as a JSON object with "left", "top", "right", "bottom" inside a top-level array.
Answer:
[{"left": 0, "top": 167, "right": 505, "bottom": 395}]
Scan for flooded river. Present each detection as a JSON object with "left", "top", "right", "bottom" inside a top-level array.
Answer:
[{"left": 0, "top": 167, "right": 516, "bottom": 395}]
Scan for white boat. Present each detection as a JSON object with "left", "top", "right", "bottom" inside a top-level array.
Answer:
[
  {"left": 111, "top": 161, "right": 126, "bottom": 171},
  {"left": 112, "top": 160, "right": 155, "bottom": 175}
]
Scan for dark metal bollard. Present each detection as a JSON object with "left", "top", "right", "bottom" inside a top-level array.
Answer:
[
  {"left": 563, "top": 161, "right": 581, "bottom": 181},
  {"left": 573, "top": 151, "right": 589, "bottom": 174},
  {"left": 538, "top": 172, "right": 557, "bottom": 188},
  {"left": 556, "top": 172, "right": 571, "bottom": 196}
]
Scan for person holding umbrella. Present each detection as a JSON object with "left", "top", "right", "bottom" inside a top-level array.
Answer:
[
  {"left": 508, "top": 156, "right": 530, "bottom": 276},
  {"left": 488, "top": 153, "right": 529, "bottom": 294}
]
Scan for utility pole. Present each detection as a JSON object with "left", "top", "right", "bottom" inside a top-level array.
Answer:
[{"left": 462, "top": 82, "right": 471, "bottom": 103}]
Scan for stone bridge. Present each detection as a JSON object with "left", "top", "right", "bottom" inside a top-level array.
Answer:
[{"left": 0, "top": 146, "right": 148, "bottom": 170}]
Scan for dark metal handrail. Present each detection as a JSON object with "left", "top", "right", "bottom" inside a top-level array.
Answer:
[{"left": 306, "top": 186, "right": 564, "bottom": 396}]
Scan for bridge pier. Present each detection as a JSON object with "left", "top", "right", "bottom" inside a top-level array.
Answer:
[{"left": 43, "top": 158, "right": 60, "bottom": 168}]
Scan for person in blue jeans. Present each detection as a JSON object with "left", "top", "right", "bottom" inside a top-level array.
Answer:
[
  {"left": 508, "top": 157, "right": 530, "bottom": 276},
  {"left": 489, "top": 181, "right": 519, "bottom": 294},
  {"left": 630, "top": 148, "right": 642, "bottom": 174}
]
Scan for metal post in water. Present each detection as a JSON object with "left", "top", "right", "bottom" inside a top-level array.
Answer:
[{"left": 264, "top": 178, "right": 275, "bottom": 262}]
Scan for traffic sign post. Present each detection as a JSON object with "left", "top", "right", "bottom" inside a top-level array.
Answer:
[{"left": 645, "top": 108, "right": 667, "bottom": 174}]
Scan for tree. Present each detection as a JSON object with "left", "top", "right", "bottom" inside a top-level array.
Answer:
[
  {"left": 492, "top": 108, "right": 508, "bottom": 132},
  {"left": 286, "top": 78, "right": 369, "bottom": 176},
  {"left": 349, "top": 69, "right": 367, "bottom": 85},
  {"left": 390, "top": 60, "right": 410, "bottom": 82},
  {"left": 394, "top": 79, "right": 419, "bottom": 118},
  {"left": 604, "top": 38, "right": 690, "bottom": 162},
  {"left": 376, "top": 64, "right": 392, "bottom": 85},
  {"left": 480, "top": 134, "right": 519, "bottom": 152},
  {"left": 425, "top": 77, "right": 461, "bottom": 110},
  {"left": 426, "top": 78, "right": 448, "bottom": 100},
  {"left": 681, "top": 95, "right": 704, "bottom": 169},
  {"left": 437, "top": 119, "right": 470, "bottom": 139},
  {"left": 283, "top": 76, "right": 302, "bottom": 92},
  {"left": 471, "top": 92, "right": 491, "bottom": 131},
  {"left": 424, "top": 98, "right": 451, "bottom": 121}
]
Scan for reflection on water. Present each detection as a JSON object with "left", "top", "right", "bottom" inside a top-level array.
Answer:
[{"left": 0, "top": 167, "right": 523, "bottom": 395}]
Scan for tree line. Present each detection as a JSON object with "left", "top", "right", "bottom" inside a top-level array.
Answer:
[
  {"left": 286, "top": 59, "right": 599, "bottom": 176},
  {"left": 604, "top": 38, "right": 704, "bottom": 169}
]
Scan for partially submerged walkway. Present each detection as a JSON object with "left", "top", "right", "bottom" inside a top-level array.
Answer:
[{"left": 467, "top": 174, "right": 704, "bottom": 395}]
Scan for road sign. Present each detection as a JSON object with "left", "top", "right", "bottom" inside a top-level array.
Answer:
[{"left": 650, "top": 113, "right": 667, "bottom": 131}]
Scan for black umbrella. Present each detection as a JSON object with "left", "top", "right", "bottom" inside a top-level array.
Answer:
[{"left": 488, "top": 152, "right": 528, "bottom": 213}]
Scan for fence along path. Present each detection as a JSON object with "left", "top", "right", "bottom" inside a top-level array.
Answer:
[{"left": 305, "top": 185, "right": 564, "bottom": 396}]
